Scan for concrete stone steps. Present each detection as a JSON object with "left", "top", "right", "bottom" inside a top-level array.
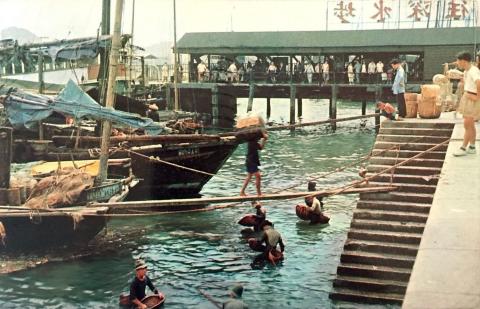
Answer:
[
  {"left": 329, "top": 287, "right": 404, "bottom": 305},
  {"left": 380, "top": 121, "right": 454, "bottom": 129},
  {"left": 353, "top": 209, "right": 429, "bottom": 223},
  {"left": 341, "top": 250, "right": 416, "bottom": 268},
  {"left": 376, "top": 134, "right": 450, "bottom": 144},
  {"left": 344, "top": 239, "right": 419, "bottom": 256},
  {"left": 373, "top": 141, "right": 448, "bottom": 152},
  {"left": 356, "top": 200, "right": 431, "bottom": 214},
  {"left": 379, "top": 127, "right": 453, "bottom": 137},
  {"left": 368, "top": 174, "right": 439, "bottom": 185},
  {"left": 369, "top": 157, "right": 445, "bottom": 168},
  {"left": 360, "top": 192, "right": 434, "bottom": 204},
  {"left": 371, "top": 149, "right": 447, "bottom": 160},
  {"left": 337, "top": 262, "right": 412, "bottom": 281},
  {"left": 333, "top": 275, "right": 408, "bottom": 294},
  {"left": 351, "top": 219, "right": 425, "bottom": 234},
  {"left": 368, "top": 181, "right": 437, "bottom": 194},
  {"left": 348, "top": 228, "right": 422, "bottom": 245},
  {"left": 367, "top": 164, "right": 442, "bottom": 176},
  {"left": 330, "top": 121, "right": 453, "bottom": 305}
]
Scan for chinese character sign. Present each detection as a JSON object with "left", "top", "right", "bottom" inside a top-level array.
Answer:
[
  {"left": 408, "top": 0, "right": 432, "bottom": 21},
  {"left": 445, "top": 0, "right": 470, "bottom": 20},
  {"left": 371, "top": 0, "right": 393, "bottom": 22},
  {"left": 334, "top": 1, "right": 356, "bottom": 23}
]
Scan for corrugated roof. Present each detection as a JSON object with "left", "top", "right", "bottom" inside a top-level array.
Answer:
[{"left": 177, "top": 27, "right": 479, "bottom": 54}]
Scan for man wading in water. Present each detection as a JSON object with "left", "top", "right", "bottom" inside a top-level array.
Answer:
[{"left": 240, "top": 131, "right": 268, "bottom": 196}]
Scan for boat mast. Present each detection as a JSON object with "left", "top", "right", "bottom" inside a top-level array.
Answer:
[
  {"left": 173, "top": 0, "right": 180, "bottom": 110},
  {"left": 97, "top": 0, "right": 124, "bottom": 184}
]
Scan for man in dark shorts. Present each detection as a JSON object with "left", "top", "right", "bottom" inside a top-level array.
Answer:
[
  {"left": 240, "top": 131, "right": 268, "bottom": 196},
  {"left": 129, "top": 259, "right": 159, "bottom": 309}
]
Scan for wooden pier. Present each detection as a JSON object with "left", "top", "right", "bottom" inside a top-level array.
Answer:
[
  {"left": 329, "top": 119, "right": 455, "bottom": 305},
  {"left": 166, "top": 82, "right": 421, "bottom": 129}
]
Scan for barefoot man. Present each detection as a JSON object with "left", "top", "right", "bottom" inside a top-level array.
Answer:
[{"left": 240, "top": 131, "right": 268, "bottom": 196}]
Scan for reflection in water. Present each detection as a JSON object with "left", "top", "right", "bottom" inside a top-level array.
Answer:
[{"left": 0, "top": 100, "right": 385, "bottom": 308}]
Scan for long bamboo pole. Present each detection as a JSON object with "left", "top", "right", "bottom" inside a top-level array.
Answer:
[{"left": 97, "top": 0, "right": 124, "bottom": 184}]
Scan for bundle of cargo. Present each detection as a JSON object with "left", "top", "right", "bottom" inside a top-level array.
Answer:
[
  {"left": 404, "top": 93, "right": 419, "bottom": 118},
  {"left": 236, "top": 115, "right": 265, "bottom": 129},
  {"left": 419, "top": 85, "right": 442, "bottom": 119},
  {"left": 433, "top": 74, "right": 448, "bottom": 85}
]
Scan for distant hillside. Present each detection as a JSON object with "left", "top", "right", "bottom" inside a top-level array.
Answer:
[
  {"left": 144, "top": 41, "right": 174, "bottom": 63},
  {"left": 1, "top": 27, "right": 38, "bottom": 44}
]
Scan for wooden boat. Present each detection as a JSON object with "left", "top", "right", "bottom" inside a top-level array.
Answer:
[
  {"left": 295, "top": 204, "right": 330, "bottom": 224},
  {"left": 238, "top": 214, "right": 258, "bottom": 227},
  {"left": 119, "top": 293, "right": 166, "bottom": 308}
]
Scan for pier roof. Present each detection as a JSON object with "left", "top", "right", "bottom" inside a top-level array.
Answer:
[{"left": 177, "top": 27, "right": 478, "bottom": 54}]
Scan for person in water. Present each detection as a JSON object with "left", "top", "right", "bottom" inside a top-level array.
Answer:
[
  {"left": 129, "top": 259, "right": 160, "bottom": 309},
  {"left": 259, "top": 220, "right": 285, "bottom": 260},
  {"left": 240, "top": 131, "right": 268, "bottom": 196},
  {"left": 305, "top": 181, "right": 326, "bottom": 224},
  {"left": 222, "top": 284, "right": 249, "bottom": 309},
  {"left": 252, "top": 201, "right": 266, "bottom": 232}
]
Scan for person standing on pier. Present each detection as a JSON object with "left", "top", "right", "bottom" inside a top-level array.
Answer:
[
  {"left": 376, "top": 61, "right": 384, "bottom": 83},
  {"left": 305, "top": 62, "right": 314, "bottom": 84},
  {"left": 129, "top": 260, "right": 160, "bottom": 309},
  {"left": 368, "top": 60, "right": 376, "bottom": 83},
  {"left": 322, "top": 60, "right": 330, "bottom": 85},
  {"left": 197, "top": 60, "right": 208, "bottom": 82},
  {"left": 347, "top": 63, "right": 354, "bottom": 85},
  {"left": 354, "top": 61, "right": 362, "bottom": 84},
  {"left": 454, "top": 51, "right": 480, "bottom": 156},
  {"left": 240, "top": 131, "right": 268, "bottom": 196},
  {"left": 227, "top": 62, "right": 238, "bottom": 83},
  {"left": 390, "top": 59, "right": 406, "bottom": 120}
]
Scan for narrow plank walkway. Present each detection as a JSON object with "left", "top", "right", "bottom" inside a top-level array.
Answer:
[
  {"left": 402, "top": 122, "right": 480, "bottom": 309},
  {"left": 329, "top": 119, "right": 455, "bottom": 305}
]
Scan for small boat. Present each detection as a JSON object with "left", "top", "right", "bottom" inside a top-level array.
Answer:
[
  {"left": 295, "top": 204, "right": 330, "bottom": 224},
  {"left": 119, "top": 293, "right": 166, "bottom": 309},
  {"left": 237, "top": 214, "right": 258, "bottom": 227}
]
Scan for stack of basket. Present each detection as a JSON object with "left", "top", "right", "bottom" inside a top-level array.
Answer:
[
  {"left": 419, "top": 85, "right": 442, "bottom": 119},
  {"left": 404, "top": 93, "right": 419, "bottom": 118}
]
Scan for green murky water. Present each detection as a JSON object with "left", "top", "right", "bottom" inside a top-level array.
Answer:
[{"left": 0, "top": 99, "right": 390, "bottom": 308}]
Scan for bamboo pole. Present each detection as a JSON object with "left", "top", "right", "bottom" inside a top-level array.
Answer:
[
  {"left": 97, "top": 0, "right": 124, "bottom": 184},
  {"left": 89, "top": 186, "right": 396, "bottom": 210}
]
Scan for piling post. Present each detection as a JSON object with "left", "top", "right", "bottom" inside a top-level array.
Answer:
[
  {"left": 329, "top": 84, "right": 338, "bottom": 131},
  {"left": 266, "top": 97, "right": 271, "bottom": 119},
  {"left": 361, "top": 99, "right": 367, "bottom": 115},
  {"left": 374, "top": 85, "right": 382, "bottom": 133},
  {"left": 290, "top": 84, "right": 296, "bottom": 130},
  {"left": 166, "top": 85, "right": 172, "bottom": 110},
  {"left": 211, "top": 84, "right": 219, "bottom": 127},
  {"left": 247, "top": 83, "right": 255, "bottom": 112},
  {"left": 298, "top": 97, "right": 303, "bottom": 118},
  {"left": 0, "top": 127, "right": 12, "bottom": 189}
]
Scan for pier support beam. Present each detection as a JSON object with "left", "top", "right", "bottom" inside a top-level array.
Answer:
[
  {"left": 298, "top": 98, "right": 303, "bottom": 118},
  {"left": 290, "top": 84, "right": 296, "bottom": 130},
  {"left": 361, "top": 99, "right": 367, "bottom": 116},
  {"left": 0, "top": 127, "right": 12, "bottom": 189},
  {"left": 266, "top": 97, "right": 271, "bottom": 119},
  {"left": 211, "top": 84, "right": 219, "bottom": 127},
  {"left": 247, "top": 83, "right": 255, "bottom": 112},
  {"left": 329, "top": 84, "right": 338, "bottom": 131},
  {"left": 166, "top": 85, "right": 172, "bottom": 110},
  {"left": 374, "top": 86, "right": 382, "bottom": 133}
]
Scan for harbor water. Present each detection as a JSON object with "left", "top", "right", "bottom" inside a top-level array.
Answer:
[{"left": 0, "top": 99, "right": 392, "bottom": 308}]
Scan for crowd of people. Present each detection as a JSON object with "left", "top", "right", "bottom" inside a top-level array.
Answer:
[{"left": 192, "top": 57, "right": 413, "bottom": 85}]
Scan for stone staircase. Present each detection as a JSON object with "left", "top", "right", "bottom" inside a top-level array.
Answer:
[{"left": 329, "top": 121, "right": 455, "bottom": 305}]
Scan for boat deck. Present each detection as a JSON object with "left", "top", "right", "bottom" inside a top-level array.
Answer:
[{"left": 403, "top": 119, "right": 480, "bottom": 308}]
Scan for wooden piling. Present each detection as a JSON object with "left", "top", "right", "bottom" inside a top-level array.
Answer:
[
  {"left": 289, "top": 84, "right": 296, "bottom": 129},
  {"left": 266, "top": 97, "right": 271, "bottom": 119},
  {"left": 374, "top": 86, "right": 382, "bottom": 133},
  {"left": 247, "top": 83, "right": 255, "bottom": 112},
  {"left": 0, "top": 127, "right": 12, "bottom": 190},
  {"left": 166, "top": 85, "right": 172, "bottom": 110},
  {"left": 298, "top": 97, "right": 303, "bottom": 118},
  {"left": 329, "top": 84, "right": 338, "bottom": 131},
  {"left": 361, "top": 99, "right": 367, "bottom": 116},
  {"left": 211, "top": 84, "right": 219, "bottom": 127}
]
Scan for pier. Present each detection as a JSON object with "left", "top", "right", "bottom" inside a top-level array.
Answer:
[{"left": 329, "top": 116, "right": 480, "bottom": 307}]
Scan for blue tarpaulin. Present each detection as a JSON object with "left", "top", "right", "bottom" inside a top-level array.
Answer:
[{"left": 3, "top": 80, "right": 164, "bottom": 135}]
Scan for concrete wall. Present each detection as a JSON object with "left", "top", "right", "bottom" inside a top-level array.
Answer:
[{"left": 424, "top": 45, "right": 473, "bottom": 82}]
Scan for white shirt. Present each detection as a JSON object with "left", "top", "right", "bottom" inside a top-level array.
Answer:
[
  {"left": 347, "top": 64, "right": 354, "bottom": 73},
  {"left": 197, "top": 63, "right": 207, "bottom": 73},
  {"left": 368, "top": 62, "right": 376, "bottom": 73},
  {"left": 227, "top": 63, "right": 237, "bottom": 73},
  {"left": 464, "top": 65, "right": 480, "bottom": 94},
  {"left": 305, "top": 64, "right": 314, "bottom": 73},
  {"left": 376, "top": 62, "right": 384, "bottom": 73},
  {"left": 309, "top": 197, "right": 322, "bottom": 215},
  {"left": 361, "top": 64, "right": 367, "bottom": 73},
  {"left": 322, "top": 63, "right": 329, "bottom": 72}
]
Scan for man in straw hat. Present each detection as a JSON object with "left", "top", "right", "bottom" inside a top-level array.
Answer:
[
  {"left": 453, "top": 51, "right": 480, "bottom": 156},
  {"left": 129, "top": 259, "right": 160, "bottom": 309},
  {"left": 222, "top": 284, "right": 249, "bottom": 309}
]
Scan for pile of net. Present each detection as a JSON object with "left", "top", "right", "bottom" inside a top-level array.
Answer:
[{"left": 25, "top": 167, "right": 94, "bottom": 209}]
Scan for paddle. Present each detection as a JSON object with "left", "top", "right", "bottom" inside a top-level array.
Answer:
[{"left": 197, "top": 288, "right": 222, "bottom": 309}]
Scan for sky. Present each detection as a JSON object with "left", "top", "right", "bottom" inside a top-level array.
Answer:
[{"left": 0, "top": 0, "right": 478, "bottom": 48}]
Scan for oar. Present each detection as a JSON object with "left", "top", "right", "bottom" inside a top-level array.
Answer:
[{"left": 197, "top": 288, "right": 222, "bottom": 309}]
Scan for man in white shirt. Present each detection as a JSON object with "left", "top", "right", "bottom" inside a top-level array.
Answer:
[
  {"left": 368, "top": 61, "right": 376, "bottom": 83},
  {"left": 305, "top": 62, "right": 314, "bottom": 84},
  {"left": 376, "top": 61, "right": 384, "bottom": 83},
  {"left": 454, "top": 52, "right": 480, "bottom": 156},
  {"left": 197, "top": 61, "right": 208, "bottom": 82},
  {"left": 322, "top": 61, "right": 330, "bottom": 85},
  {"left": 227, "top": 62, "right": 238, "bottom": 83},
  {"left": 161, "top": 62, "right": 169, "bottom": 83}
]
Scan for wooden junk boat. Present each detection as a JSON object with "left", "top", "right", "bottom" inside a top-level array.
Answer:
[{"left": 0, "top": 81, "right": 262, "bottom": 200}]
